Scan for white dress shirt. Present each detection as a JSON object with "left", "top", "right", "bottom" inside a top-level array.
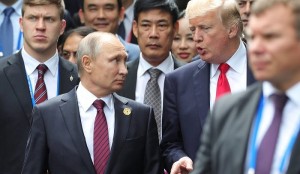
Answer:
[
  {"left": 77, "top": 82, "right": 115, "bottom": 163},
  {"left": 0, "top": 0, "right": 23, "bottom": 54},
  {"left": 22, "top": 48, "right": 59, "bottom": 102},
  {"left": 254, "top": 82, "right": 300, "bottom": 174},
  {"left": 210, "top": 40, "right": 247, "bottom": 109}
]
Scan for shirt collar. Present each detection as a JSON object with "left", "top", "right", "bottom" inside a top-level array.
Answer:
[
  {"left": 77, "top": 82, "right": 114, "bottom": 112},
  {"left": 0, "top": 0, "right": 22, "bottom": 16},
  {"left": 137, "top": 52, "right": 174, "bottom": 77},
  {"left": 22, "top": 48, "right": 59, "bottom": 77},
  {"left": 211, "top": 40, "right": 247, "bottom": 78},
  {"left": 263, "top": 81, "right": 300, "bottom": 107}
]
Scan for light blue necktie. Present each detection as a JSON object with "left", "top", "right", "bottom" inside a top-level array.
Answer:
[{"left": 0, "top": 7, "right": 14, "bottom": 57}]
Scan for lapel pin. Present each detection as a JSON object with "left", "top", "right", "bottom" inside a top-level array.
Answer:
[
  {"left": 123, "top": 107, "right": 131, "bottom": 116},
  {"left": 70, "top": 75, "right": 73, "bottom": 81}
]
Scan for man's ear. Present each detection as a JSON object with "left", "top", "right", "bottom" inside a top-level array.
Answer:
[
  {"left": 82, "top": 55, "right": 93, "bottom": 73},
  {"left": 132, "top": 20, "right": 138, "bottom": 39},
  {"left": 78, "top": 9, "right": 85, "bottom": 24},
  {"left": 228, "top": 24, "right": 239, "bottom": 39}
]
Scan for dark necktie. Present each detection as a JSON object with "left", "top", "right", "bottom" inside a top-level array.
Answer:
[
  {"left": 216, "top": 63, "right": 231, "bottom": 99},
  {"left": 256, "top": 93, "right": 288, "bottom": 174},
  {"left": 144, "top": 68, "right": 162, "bottom": 141},
  {"left": 34, "top": 64, "right": 48, "bottom": 104},
  {"left": 93, "top": 100, "right": 110, "bottom": 174},
  {"left": 117, "top": 15, "right": 126, "bottom": 39},
  {"left": 0, "top": 7, "right": 14, "bottom": 57}
]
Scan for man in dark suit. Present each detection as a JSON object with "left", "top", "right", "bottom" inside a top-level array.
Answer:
[
  {"left": 0, "top": 0, "right": 79, "bottom": 174},
  {"left": 22, "top": 32, "right": 162, "bottom": 174},
  {"left": 78, "top": 0, "right": 140, "bottom": 62},
  {"left": 191, "top": 0, "right": 300, "bottom": 173},
  {"left": 160, "top": 0, "right": 256, "bottom": 173},
  {"left": 117, "top": 0, "right": 183, "bottom": 142}
]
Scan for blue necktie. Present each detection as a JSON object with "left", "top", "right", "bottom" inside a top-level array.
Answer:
[{"left": 0, "top": 7, "right": 14, "bottom": 57}]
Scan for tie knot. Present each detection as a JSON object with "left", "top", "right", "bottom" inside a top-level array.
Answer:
[
  {"left": 3, "top": 7, "right": 14, "bottom": 16},
  {"left": 37, "top": 64, "right": 48, "bottom": 75},
  {"left": 148, "top": 68, "right": 162, "bottom": 79},
  {"left": 271, "top": 93, "right": 288, "bottom": 113},
  {"left": 93, "top": 100, "right": 105, "bottom": 111},
  {"left": 218, "top": 63, "right": 230, "bottom": 74}
]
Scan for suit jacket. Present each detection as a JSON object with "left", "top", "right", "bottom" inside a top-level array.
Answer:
[
  {"left": 191, "top": 83, "right": 300, "bottom": 174},
  {"left": 160, "top": 59, "right": 256, "bottom": 172},
  {"left": 0, "top": 51, "right": 79, "bottom": 174},
  {"left": 118, "top": 35, "right": 140, "bottom": 62},
  {"left": 117, "top": 56, "right": 184, "bottom": 100},
  {"left": 21, "top": 89, "right": 162, "bottom": 174}
]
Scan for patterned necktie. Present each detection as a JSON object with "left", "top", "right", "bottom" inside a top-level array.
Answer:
[
  {"left": 144, "top": 68, "right": 162, "bottom": 141},
  {"left": 256, "top": 93, "right": 288, "bottom": 174},
  {"left": 0, "top": 7, "right": 14, "bottom": 57},
  {"left": 93, "top": 100, "right": 110, "bottom": 174},
  {"left": 34, "top": 64, "right": 48, "bottom": 104},
  {"left": 216, "top": 63, "right": 231, "bottom": 99}
]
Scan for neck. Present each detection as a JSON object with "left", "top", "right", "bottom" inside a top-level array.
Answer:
[{"left": 24, "top": 45, "right": 57, "bottom": 63}]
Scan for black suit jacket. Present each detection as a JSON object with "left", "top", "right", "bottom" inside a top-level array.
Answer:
[
  {"left": 0, "top": 51, "right": 79, "bottom": 174},
  {"left": 191, "top": 83, "right": 300, "bottom": 174},
  {"left": 117, "top": 56, "right": 184, "bottom": 100},
  {"left": 160, "top": 59, "right": 256, "bottom": 172},
  {"left": 21, "top": 89, "right": 162, "bottom": 174}
]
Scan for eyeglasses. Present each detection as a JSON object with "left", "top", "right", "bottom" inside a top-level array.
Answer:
[{"left": 61, "top": 50, "right": 77, "bottom": 60}]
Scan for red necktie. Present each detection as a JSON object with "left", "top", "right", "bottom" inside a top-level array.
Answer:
[
  {"left": 256, "top": 94, "right": 288, "bottom": 174},
  {"left": 216, "top": 63, "right": 231, "bottom": 99},
  {"left": 34, "top": 64, "right": 48, "bottom": 104},
  {"left": 93, "top": 100, "right": 110, "bottom": 174}
]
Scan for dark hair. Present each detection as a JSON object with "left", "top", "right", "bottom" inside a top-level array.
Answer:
[
  {"left": 81, "top": 0, "right": 123, "bottom": 11},
  {"left": 134, "top": 0, "right": 179, "bottom": 24},
  {"left": 178, "top": 10, "right": 185, "bottom": 20},
  {"left": 57, "top": 26, "right": 96, "bottom": 53}
]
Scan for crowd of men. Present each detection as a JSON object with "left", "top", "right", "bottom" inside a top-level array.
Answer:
[{"left": 1, "top": 0, "right": 300, "bottom": 174}]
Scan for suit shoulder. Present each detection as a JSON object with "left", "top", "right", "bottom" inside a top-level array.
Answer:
[
  {"left": 114, "top": 93, "right": 151, "bottom": 110},
  {"left": 166, "top": 59, "right": 207, "bottom": 79},
  {"left": 59, "top": 57, "right": 78, "bottom": 72},
  {"left": 214, "top": 83, "right": 261, "bottom": 115}
]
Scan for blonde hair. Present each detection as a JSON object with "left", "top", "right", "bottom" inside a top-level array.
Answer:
[{"left": 186, "top": 0, "right": 243, "bottom": 36}]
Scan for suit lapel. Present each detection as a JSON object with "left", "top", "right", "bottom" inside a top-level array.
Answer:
[
  {"left": 286, "top": 128, "right": 300, "bottom": 173},
  {"left": 58, "top": 57, "right": 79, "bottom": 94},
  {"left": 105, "top": 94, "right": 130, "bottom": 174},
  {"left": 60, "top": 88, "right": 96, "bottom": 174},
  {"left": 230, "top": 84, "right": 262, "bottom": 173},
  {"left": 193, "top": 61, "right": 210, "bottom": 126},
  {"left": 4, "top": 52, "right": 33, "bottom": 121}
]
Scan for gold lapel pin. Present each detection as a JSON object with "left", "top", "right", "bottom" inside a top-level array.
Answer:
[
  {"left": 123, "top": 107, "right": 131, "bottom": 116},
  {"left": 70, "top": 75, "right": 73, "bottom": 81}
]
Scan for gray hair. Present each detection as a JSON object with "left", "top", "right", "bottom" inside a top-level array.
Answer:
[
  {"left": 76, "top": 32, "right": 106, "bottom": 75},
  {"left": 186, "top": 0, "right": 243, "bottom": 36}
]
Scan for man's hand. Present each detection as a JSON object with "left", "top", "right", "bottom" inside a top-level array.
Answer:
[{"left": 170, "top": 157, "right": 193, "bottom": 174}]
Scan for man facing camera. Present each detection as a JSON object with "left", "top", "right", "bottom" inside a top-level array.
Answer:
[
  {"left": 192, "top": 0, "right": 300, "bottom": 173},
  {"left": 21, "top": 32, "right": 162, "bottom": 174},
  {"left": 0, "top": 0, "right": 79, "bottom": 173}
]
